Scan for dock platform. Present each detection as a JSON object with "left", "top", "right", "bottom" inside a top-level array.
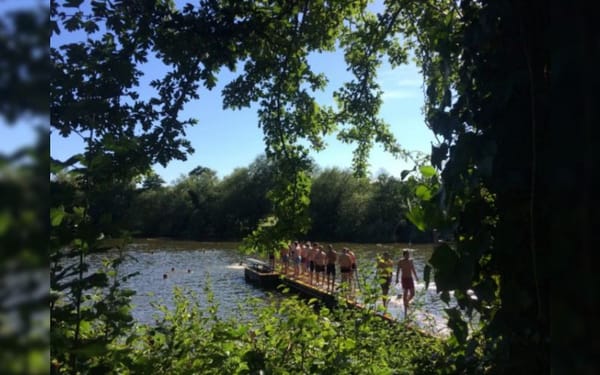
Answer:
[{"left": 243, "top": 259, "right": 394, "bottom": 323}]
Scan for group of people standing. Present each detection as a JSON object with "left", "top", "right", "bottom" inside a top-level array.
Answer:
[
  {"left": 279, "top": 241, "right": 357, "bottom": 294},
  {"left": 278, "top": 242, "right": 419, "bottom": 315}
]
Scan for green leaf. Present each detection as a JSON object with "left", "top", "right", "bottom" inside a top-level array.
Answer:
[
  {"left": 419, "top": 165, "right": 436, "bottom": 177},
  {"left": 415, "top": 184, "right": 432, "bottom": 201},
  {"left": 405, "top": 204, "right": 426, "bottom": 231},
  {"left": 51, "top": 206, "right": 66, "bottom": 227}
]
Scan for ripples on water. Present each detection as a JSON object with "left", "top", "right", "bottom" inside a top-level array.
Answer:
[
  {"left": 86, "top": 241, "right": 455, "bottom": 335},
  {"left": 87, "top": 243, "right": 267, "bottom": 324}
]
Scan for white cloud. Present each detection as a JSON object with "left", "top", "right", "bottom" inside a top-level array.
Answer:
[
  {"left": 395, "top": 78, "right": 423, "bottom": 87},
  {"left": 382, "top": 89, "right": 419, "bottom": 99},
  {"left": 378, "top": 70, "right": 423, "bottom": 100}
]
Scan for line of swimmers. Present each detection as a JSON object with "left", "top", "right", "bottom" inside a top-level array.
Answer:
[
  {"left": 274, "top": 244, "right": 418, "bottom": 314},
  {"left": 275, "top": 241, "right": 358, "bottom": 293}
]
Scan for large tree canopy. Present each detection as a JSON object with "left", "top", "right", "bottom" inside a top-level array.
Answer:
[{"left": 50, "top": 0, "right": 598, "bottom": 373}]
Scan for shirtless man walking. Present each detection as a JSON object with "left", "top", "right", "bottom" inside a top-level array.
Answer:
[{"left": 395, "top": 249, "right": 419, "bottom": 317}]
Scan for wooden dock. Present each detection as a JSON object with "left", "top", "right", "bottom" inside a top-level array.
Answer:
[
  {"left": 243, "top": 259, "right": 394, "bottom": 323},
  {"left": 244, "top": 259, "right": 442, "bottom": 338}
]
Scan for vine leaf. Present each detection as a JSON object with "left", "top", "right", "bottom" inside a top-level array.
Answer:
[
  {"left": 415, "top": 184, "right": 432, "bottom": 201},
  {"left": 405, "top": 202, "right": 426, "bottom": 231}
]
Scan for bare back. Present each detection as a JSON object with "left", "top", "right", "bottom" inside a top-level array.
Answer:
[
  {"left": 397, "top": 258, "right": 417, "bottom": 279},
  {"left": 338, "top": 252, "right": 352, "bottom": 268},
  {"left": 326, "top": 249, "right": 337, "bottom": 264},
  {"left": 315, "top": 249, "right": 327, "bottom": 266}
]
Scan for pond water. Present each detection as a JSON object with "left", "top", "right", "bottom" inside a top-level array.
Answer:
[{"left": 88, "top": 239, "right": 453, "bottom": 335}]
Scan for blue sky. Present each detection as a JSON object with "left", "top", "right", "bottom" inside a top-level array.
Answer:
[
  {"left": 49, "top": 53, "right": 434, "bottom": 184},
  {"left": 2, "top": 1, "right": 437, "bottom": 184}
]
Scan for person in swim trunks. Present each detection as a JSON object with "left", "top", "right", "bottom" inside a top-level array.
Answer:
[
  {"left": 314, "top": 245, "right": 327, "bottom": 287},
  {"left": 395, "top": 249, "right": 418, "bottom": 317},
  {"left": 301, "top": 242, "right": 310, "bottom": 276}
]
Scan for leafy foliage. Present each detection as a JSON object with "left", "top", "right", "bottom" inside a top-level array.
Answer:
[
  {"left": 0, "top": 5, "right": 49, "bottom": 374},
  {"left": 48, "top": 0, "right": 598, "bottom": 372},
  {"left": 50, "top": 1, "right": 221, "bottom": 372},
  {"left": 100, "top": 162, "right": 432, "bottom": 243},
  {"left": 121, "top": 285, "right": 443, "bottom": 375}
]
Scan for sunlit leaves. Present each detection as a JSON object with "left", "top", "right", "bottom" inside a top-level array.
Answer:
[
  {"left": 419, "top": 165, "right": 436, "bottom": 178},
  {"left": 405, "top": 201, "right": 426, "bottom": 231},
  {"left": 123, "top": 284, "right": 441, "bottom": 374},
  {"left": 415, "top": 184, "right": 433, "bottom": 201}
]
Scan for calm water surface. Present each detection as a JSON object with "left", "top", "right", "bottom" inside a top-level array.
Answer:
[{"left": 89, "top": 239, "right": 452, "bottom": 334}]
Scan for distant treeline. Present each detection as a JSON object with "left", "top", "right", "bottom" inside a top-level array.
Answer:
[{"left": 55, "top": 155, "right": 434, "bottom": 243}]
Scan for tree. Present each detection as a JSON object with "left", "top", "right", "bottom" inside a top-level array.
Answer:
[
  {"left": 392, "top": 0, "right": 595, "bottom": 372},
  {"left": 140, "top": 171, "right": 165, "bottom": 190},
  {"left": 215, "top": 155, "right": 274, "bottom": 239},
  {"left": 51, "top": 0, "right": 598, "bottom": 372},
  {"left": 363, "top": 173, "right": 410, "bottom": 242},
  {"left": 183, "top": 166, "right": 220, "bottom": 239},
  {"left": 50, "top": 0, "right": 228, "bottom": 371}
]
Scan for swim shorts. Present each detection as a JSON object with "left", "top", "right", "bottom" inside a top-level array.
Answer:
[
  {"left": 401, "top": 277, "right": 414, "bottom": 290},
  {"left": 326, "top": 263, "right": 335, "bottom": 275}
]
